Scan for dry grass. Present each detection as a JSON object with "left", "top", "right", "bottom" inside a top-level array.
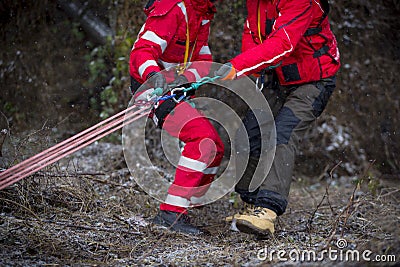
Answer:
[{"left": 1, "top": 141, "right": 399, "bottom": 266}]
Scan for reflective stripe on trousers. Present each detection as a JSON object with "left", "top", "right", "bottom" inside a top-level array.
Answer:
[{"left": 159, "top": 101, "right": 224, "bottom": 213}]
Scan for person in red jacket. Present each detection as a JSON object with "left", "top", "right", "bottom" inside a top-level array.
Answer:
[
  {"left": 129, "top": 0, "right": 223, "bottom": 235},
  {"left": 216, "top": 0, "right": 340, "bottom": 236}
]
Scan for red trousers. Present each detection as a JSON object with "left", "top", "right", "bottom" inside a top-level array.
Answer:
[{"left": 159, "top": 101, "right": 224, "bottom": 213}]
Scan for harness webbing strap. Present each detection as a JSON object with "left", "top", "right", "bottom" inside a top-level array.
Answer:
[
  {"left": 313, "top": 45, "right": 329, "bottom": 58},
  {"left": 304, "top": 27, "right": 322, "bottom": 36}
]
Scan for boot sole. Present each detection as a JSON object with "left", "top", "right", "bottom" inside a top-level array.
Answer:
[{"left": 236, "top": 219, "right": 272, "bottom": 237}]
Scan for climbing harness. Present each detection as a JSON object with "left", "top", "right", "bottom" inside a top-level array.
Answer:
[{"left": 0, "top": 76, "right": 220, "bottom": 190}]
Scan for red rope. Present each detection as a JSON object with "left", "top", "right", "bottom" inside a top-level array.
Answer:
[{"left": 0, "top": 104, "right": 151, "bottom": 190}]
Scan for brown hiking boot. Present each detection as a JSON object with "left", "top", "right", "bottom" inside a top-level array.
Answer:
[{"left": 227, "top": 206, "right": 276, "bottom": 235}]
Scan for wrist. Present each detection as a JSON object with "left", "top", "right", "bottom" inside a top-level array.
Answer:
[{"left": 146, "top": 71, "right": 157, "bottom": 80}]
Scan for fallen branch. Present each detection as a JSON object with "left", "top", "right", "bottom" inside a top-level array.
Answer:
[
  {"left": 44, "top": 220, "right": 142, "bottom": 235},
  {"left": 323, "top": 160, "right": 376, "bottom": 249},
  {"left": 307, "top": 161, "right": 342, "bottom": 232},
  {"left": 378, "top": 188, "right": 400, "bottom": 199},
  {"left": 35, "top": 171, "right": 107, "bottom": 177}
]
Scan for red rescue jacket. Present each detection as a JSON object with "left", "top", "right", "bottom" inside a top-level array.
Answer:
[
  {"left": 231, "top": 0, "right": 340, "bottom": 85},
  {"left": 129, "top": 0, "right": 216, "bottom": 84}
]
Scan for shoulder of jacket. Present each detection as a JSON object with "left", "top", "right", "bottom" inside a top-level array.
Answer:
[{"left": 145, "top": 0, "right": 183, "bottom": 17}]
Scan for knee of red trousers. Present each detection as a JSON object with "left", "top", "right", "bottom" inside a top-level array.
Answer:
[
  {"left": 198, "top": 127, "right": 224, "bottom": 165},
  {"left": 181, "top": 127, "right": 225, "bottom": 167}
]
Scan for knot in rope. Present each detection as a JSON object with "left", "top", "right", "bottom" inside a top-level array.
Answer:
[
  {"left": 153, "top": 75, "right": 220, "bottom": 103},
  {"left": 184, "top": 76, "right": 220, "bottom": 92}
]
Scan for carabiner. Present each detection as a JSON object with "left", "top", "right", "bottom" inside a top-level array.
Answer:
[
  {"left": 171, "top": 87, "right": 187, "bottom": 103},
  {"left": 256, "top": 76, "right": 264, "bottom": 91}
]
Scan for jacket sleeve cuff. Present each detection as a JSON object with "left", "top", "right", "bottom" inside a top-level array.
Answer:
[{"left": 229, "top": 60, "right": 241, "bottom": 78}]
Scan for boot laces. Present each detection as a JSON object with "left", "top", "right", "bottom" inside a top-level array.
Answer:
[
  {"left": 253, "top": 207, "right": 267, "bottom": 217},
  {"left": 242, "top": 204, "right": 255, "bottom": 215}
]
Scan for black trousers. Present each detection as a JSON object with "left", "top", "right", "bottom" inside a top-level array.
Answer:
[{"left": 235, "top": 77, "right": 336, "bottom": 215}]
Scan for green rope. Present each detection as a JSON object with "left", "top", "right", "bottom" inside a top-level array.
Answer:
[
  {"left": 152, "top": 87, "right": 164, "bottom": 96},
  {"left": 152, "top": 75, "right": 220, "bottom": 98},
  {"left": 183, "top": 76, "right": 221, "bottom": 92}
]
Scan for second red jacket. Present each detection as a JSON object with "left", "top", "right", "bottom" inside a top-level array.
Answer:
[{"left": 231, "top": 0, "right": 340, "bottom": 85}]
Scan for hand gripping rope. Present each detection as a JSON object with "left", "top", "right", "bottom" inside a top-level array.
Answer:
[{"left": 0, "top": 76, "right": 220, "bottom": 190}]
